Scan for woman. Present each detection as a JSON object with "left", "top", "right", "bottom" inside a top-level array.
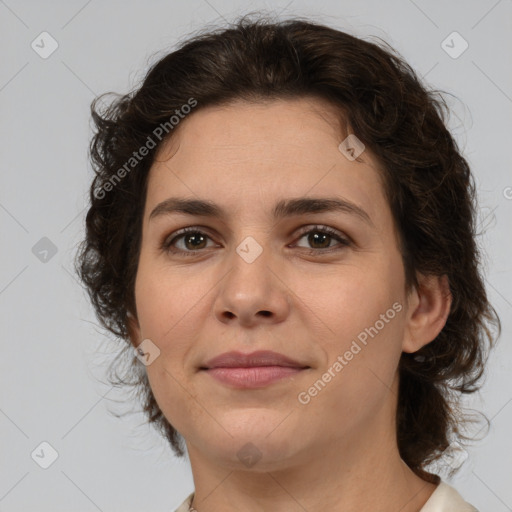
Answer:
[{"left": 76, "top": 15, "right": 500, "bottom": 511}]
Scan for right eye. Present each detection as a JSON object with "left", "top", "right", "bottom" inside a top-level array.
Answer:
[{"left": 161, "top": 227, "right": 218, "bottom": 256}]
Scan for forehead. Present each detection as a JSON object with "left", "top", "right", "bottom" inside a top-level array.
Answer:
[{"left": 145, "top": 98, "right": 390, "bottom": 230}]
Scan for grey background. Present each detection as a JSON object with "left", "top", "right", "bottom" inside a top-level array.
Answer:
[{"left": 1, "top": 0, "right": 511, "bottom": 510}]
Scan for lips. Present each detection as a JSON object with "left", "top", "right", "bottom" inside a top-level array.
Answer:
[
  {"left": 201, "top": 350, "right": 309, "bottom": 370},
  {"left": 200, "top": 350, "right": 310, "bottom": 389}
]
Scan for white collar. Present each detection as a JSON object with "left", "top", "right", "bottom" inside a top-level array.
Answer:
[{"left": 419, "top": 482, "right": 479, "bottom": 511}]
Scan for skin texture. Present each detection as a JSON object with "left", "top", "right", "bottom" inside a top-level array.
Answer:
[{"left": 128, "top": 97, "right": 452, "bottom": 512}]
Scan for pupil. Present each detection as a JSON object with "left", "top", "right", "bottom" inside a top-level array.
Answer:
[
  {"left": 309, "top": 232, "right": 329, "bottom": 248},
  {"left": 186, "top": 233, "right": 206, "bottom": 249}
]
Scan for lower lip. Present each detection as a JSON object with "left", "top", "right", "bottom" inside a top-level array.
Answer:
[{"left": 202, "top": 366, "right": 306, "bottom": 388}]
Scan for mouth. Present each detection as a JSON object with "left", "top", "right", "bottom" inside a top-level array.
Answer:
[
  {"left": 199, "top": 350, "right": 310, "bottom": 389},
  {"left": 202, "top": 366, "right": 308, "bottom": 388}
]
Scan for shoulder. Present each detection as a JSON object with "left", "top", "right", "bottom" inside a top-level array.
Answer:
[{"left": 420, "top": 482, "right": 479, "bottom": 512}]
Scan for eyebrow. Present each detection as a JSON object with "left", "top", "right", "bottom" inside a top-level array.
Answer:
[{"left": 149, "top": 196, "right": 374, "bottom": 227}]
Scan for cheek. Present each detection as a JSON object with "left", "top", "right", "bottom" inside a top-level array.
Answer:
[
  {"left": 134, "top": 264, "right": 205, "bottom": 431},
  {"left": 296, "top": 261, "right": 402, "bottom": 339},
  {"left": 134, "top": 258, "right": 205, "bottom": 344},
  {"left": 300, "top": 261, "right": 405, "bottom": 384},
  {"left": 299, "top": 296, "right": 404, "bottom": 435}
]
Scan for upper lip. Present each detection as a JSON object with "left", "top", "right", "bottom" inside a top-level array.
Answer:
[{"left": 201, "top": 350, "right": 309, "bottom": 369}]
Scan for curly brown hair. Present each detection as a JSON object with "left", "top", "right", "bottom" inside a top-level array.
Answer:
[{"left": 75, "top": 14, "right": 500, "bottom": 482}]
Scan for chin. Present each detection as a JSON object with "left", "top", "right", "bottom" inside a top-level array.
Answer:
[
  {"left": 201, "top": 423, "right": 303, "bottom": 470},
  {"left": 211, "top": 440, "right": 301, "bottom": 472}
]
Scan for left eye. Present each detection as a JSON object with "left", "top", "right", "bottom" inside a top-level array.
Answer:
[
  {"left": 161, "top": 225, "right": 350, "bottom": 255},
  {"left": 294, "top": 226, "right": 350, "bottom": 251}
]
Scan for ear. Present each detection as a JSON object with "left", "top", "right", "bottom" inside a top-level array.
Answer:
[
  {"left": 127, "top": 310, "right": 142, "bottom": 349},
  {"left": 402, "top": 273, "right": 452, "bottom": 353}
]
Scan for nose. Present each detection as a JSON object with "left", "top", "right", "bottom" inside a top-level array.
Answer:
[{"left": 212, "top": 241, "right": 291, "bottom": 328}]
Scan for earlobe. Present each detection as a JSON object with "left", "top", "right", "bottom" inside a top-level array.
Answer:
[{"left": 402, "top": 274, "right": 452, "bottom": 353}]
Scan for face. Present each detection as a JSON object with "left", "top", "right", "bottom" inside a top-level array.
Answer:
[{"left": 130, "top": 97, "right": 414, "bottom": 471}]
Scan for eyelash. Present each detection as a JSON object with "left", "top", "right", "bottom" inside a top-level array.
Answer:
[{"left": 160, "top": 225, "right": 351, "bottom": 257}]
